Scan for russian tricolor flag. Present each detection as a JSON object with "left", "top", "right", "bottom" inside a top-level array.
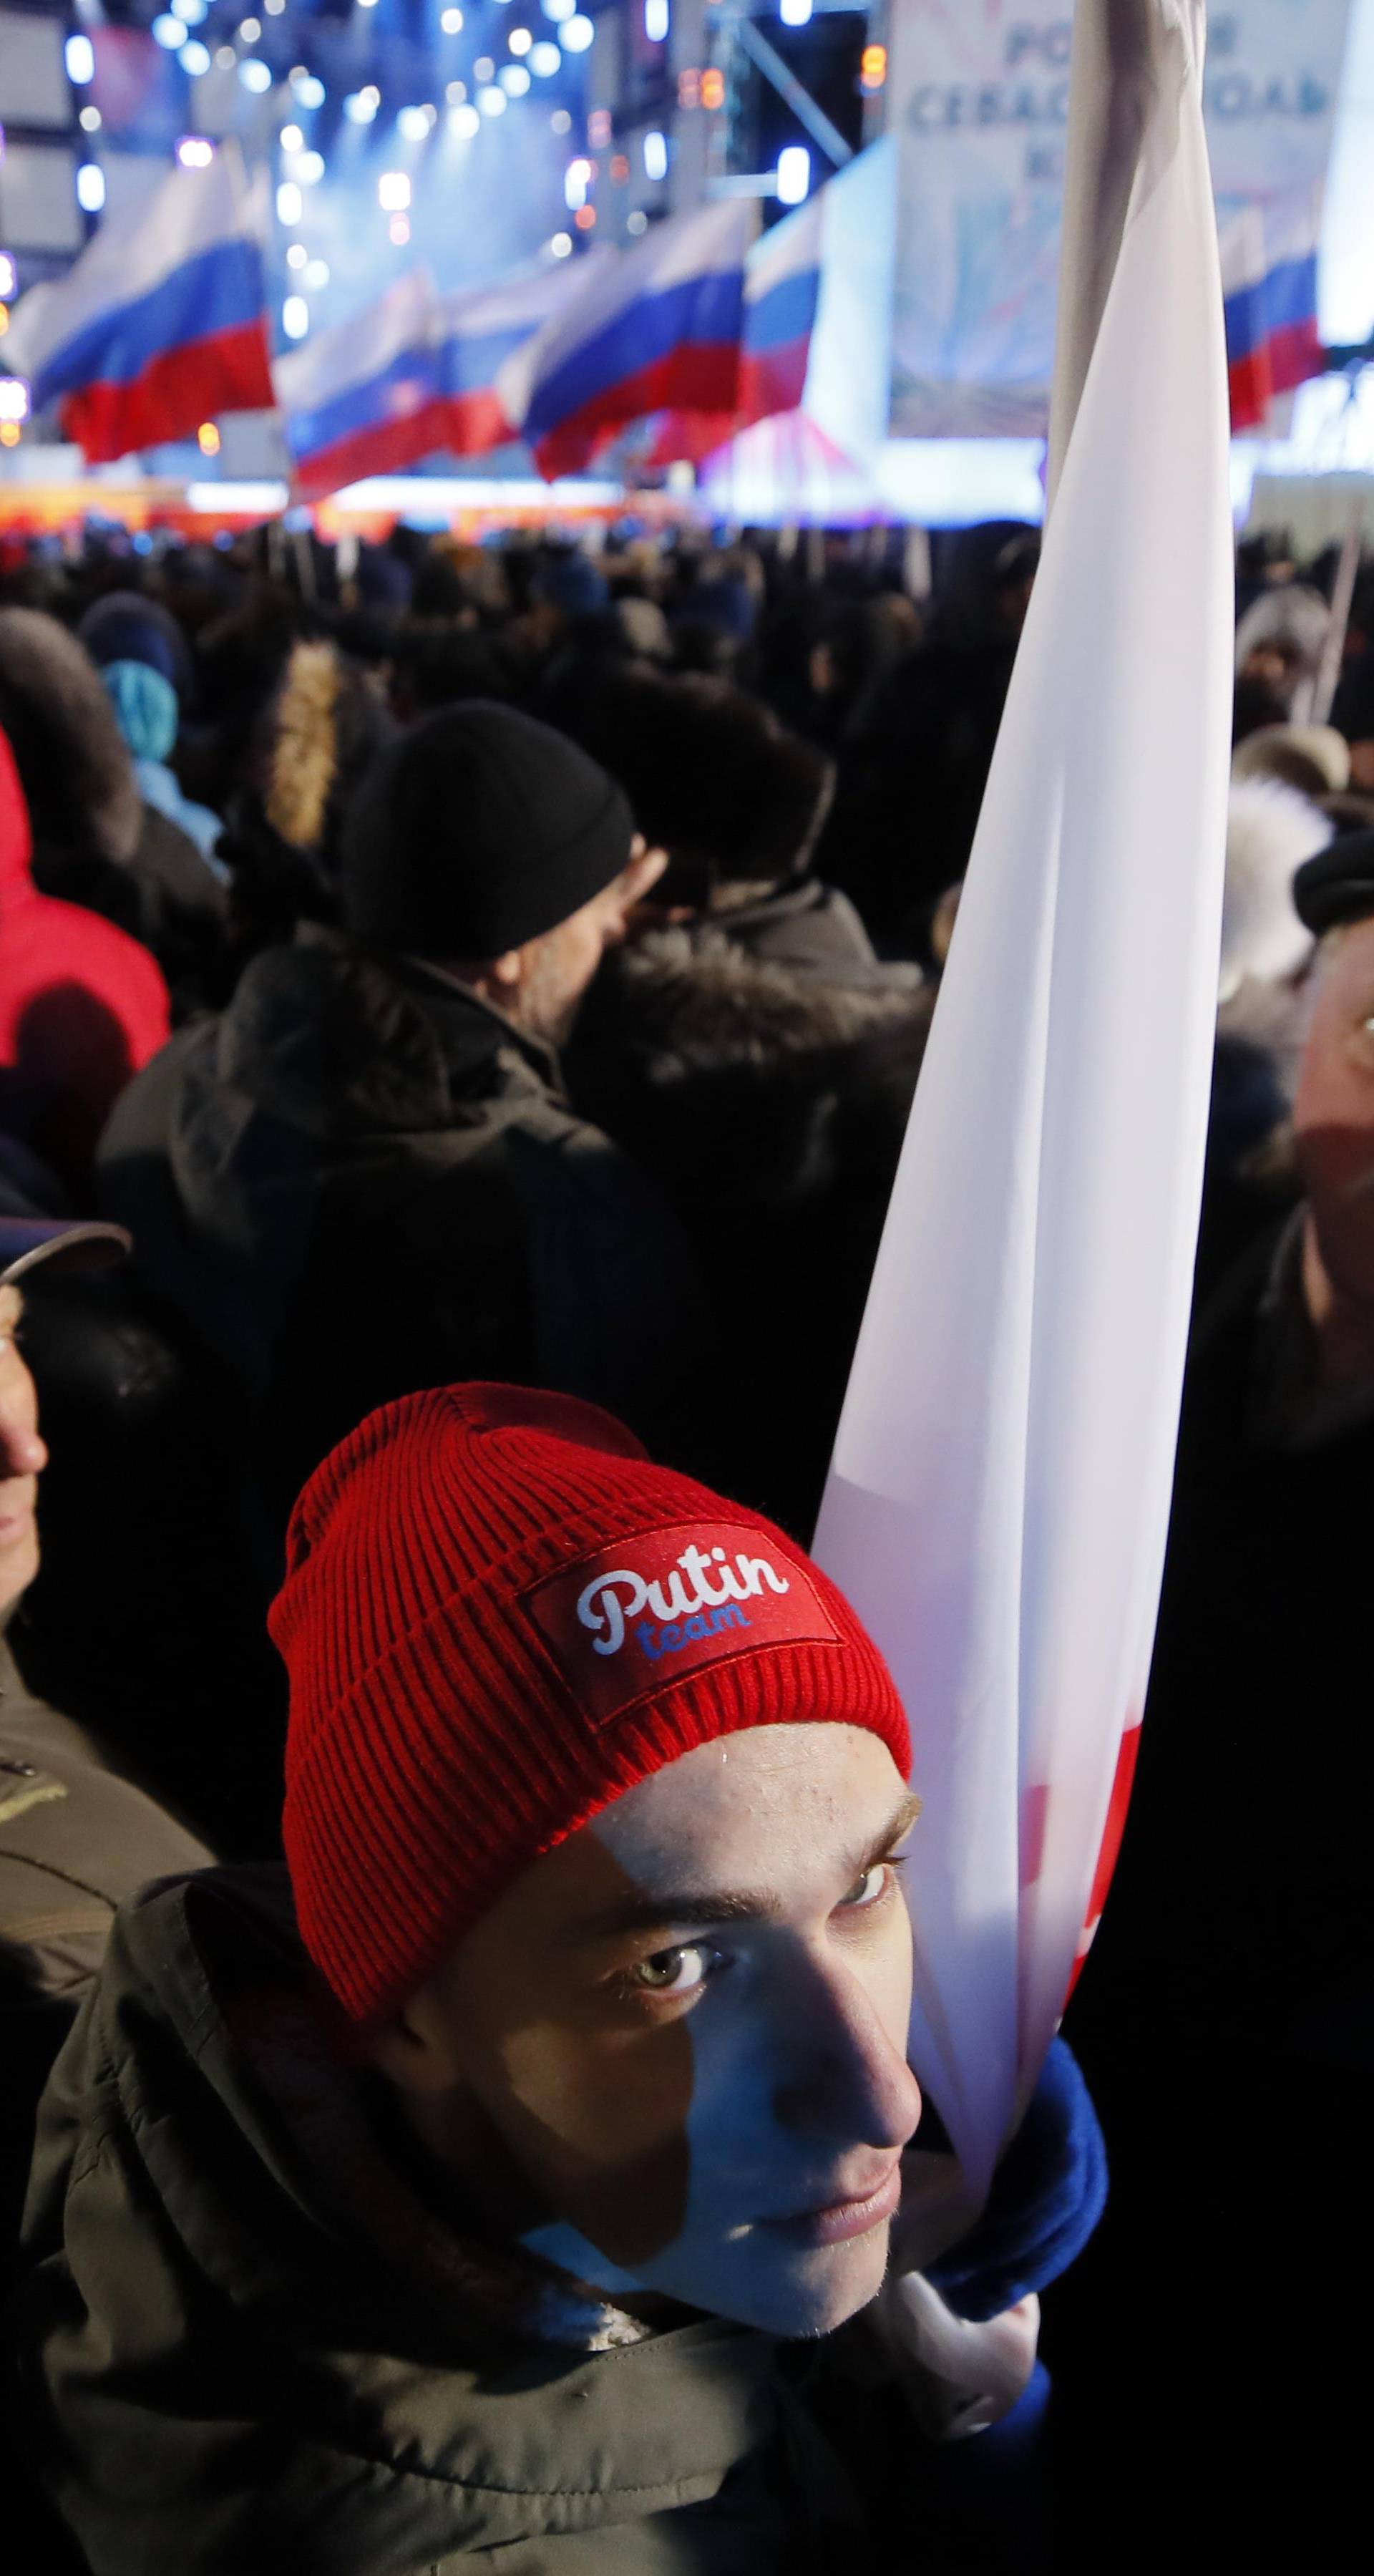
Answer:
[
  {"left": 500, "top": 203, "right": 757, "bottom": 480},
  {"left": 1, "top": 149, "right": 273, "bottom": 466},
  {"left": 739, "top": 190, "right": 822, "bottom": 426},
  {"left": 1220, "top": 192, "right": 1323, "bottom": 433},
  {"left": 275, "top": 271, "right": 447, "bottom": 503},
  {"left": 434, "top": 266, "right": 571, "bottom": 458}
]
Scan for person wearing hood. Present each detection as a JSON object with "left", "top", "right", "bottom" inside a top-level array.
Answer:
[
  {"left": 97, "top": 701, "right": 712, "bottom": 1519},
  {"left": 0, "top": 607, "right": 227, "bottom": 1016},
  {"left": 0, "top": 726, "right": 170, "bottom": 1192},
  {"left": 79, "top": 590, "right": 225, "bottom": 873},
  {"left": 11, "top": 1381, "right": 1103, "bottom": 2573}
]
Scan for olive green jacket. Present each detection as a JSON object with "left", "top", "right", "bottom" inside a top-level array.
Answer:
[{"left": 11, "top": 1867, "right": 892, "bottom": 2574}]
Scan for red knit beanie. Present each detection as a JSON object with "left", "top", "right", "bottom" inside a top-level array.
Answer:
[{"left": 272, "top": 1383, "right": 910, "bottom": 2025}]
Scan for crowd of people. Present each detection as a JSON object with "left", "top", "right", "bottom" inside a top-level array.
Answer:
[{"left": 1, "top": 505, "right": 1370, "bottom": 2565}]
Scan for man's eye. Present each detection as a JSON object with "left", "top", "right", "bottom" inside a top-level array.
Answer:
[
  {"left": 840, "top": 1862, "right": 892, "bottom": 1911},
  {"left": 628, "top": 1943, "right": 713, "bottom": 1994}
]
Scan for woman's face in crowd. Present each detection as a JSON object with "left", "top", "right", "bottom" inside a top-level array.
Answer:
[
  {"left": 378, "top": 1723, "right": 921, "bottom": 2338},
  {"left": 1294, "top": 916, "right": 1374, "bottom": 1301},
  {"left": 0, "top": 1285, "right": 47, "bottom": 1616}
]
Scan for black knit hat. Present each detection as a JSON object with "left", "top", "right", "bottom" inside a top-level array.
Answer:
[
  {"left": 1292, "top": 830, "right": 1374, "bottom": 936},
  {"left": 340, "top": 701, "right": 634, "bottom": 960}
]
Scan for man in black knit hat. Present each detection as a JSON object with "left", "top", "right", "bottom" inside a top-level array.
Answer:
[{"left": 98, "top": 703, "right": 706, "bottom": 1512}]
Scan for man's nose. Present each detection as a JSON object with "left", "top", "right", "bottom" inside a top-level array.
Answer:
[
  {"left": 0, "top": 1421, "right": 47, "bottom": 1479},
  {"left": 771, "top": 1954, "right": 920, "bottom": 2152}
]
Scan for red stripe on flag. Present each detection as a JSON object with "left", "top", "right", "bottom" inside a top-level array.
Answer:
[
  {"left": 1266, "top": 314, "right": 1324, "bottom": 398},
  {"left": 293, "top": 399, "right": 453, "bottom": 502},
  {"left": 437, "top": 386, "right": 516, "bottom": 460},
  {"left": 1063, "top": 1717, "right": 1143, "bottom": 2002},
  {"left": 61, "top": 319, "right": 276, "bottom": 466},
  {"left": 534, "top": 341, "right": 742, "bottom": 480},
  {"left": 739, "top": 341, "right": 810, "bottom": 427},
  {"left": 1228, "top": 346, "right": 1273, "bottom": 433}
]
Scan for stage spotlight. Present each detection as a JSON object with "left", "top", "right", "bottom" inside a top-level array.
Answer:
[
  {"left": 344, "top": 89, "right": 379, "bottom": 123},
  {"left": 562, "top": 14, "right": 593, "bottom": 49},
  {"left": 530, "top": 41, "right": 560, "bottom": 74},
  {"left": 398, "top": 106, "right": 430, "bottom": 140},
  {"left": 550, "top": 231, "right": 572, "bottom": 257},
  {"left": 509, "top": 26, "right": 531, "bottom": 53},
  {"left": 627, "top": 209, "right": 647, "bottom": 233},
  {"left": 286, "top": 241, "right": 307, "bottom": 268},
  {"left": 173, "top": 0, "right": 208, "bottom": 21},
  {"left": 181, "top": 42, "right": 210, "bottom": 72},
  {"left": 304, "top": 258, "right": 330, "bottom": 288},
  {"left": 264, "top": 0, "right": 285, "bottom": 13},
  {"left": 240, "top": 59, "right": 272, "bottom": 92},
  {"left": 240, "top": 17, "right": 261, "bottom": 38},
  {"left": 779, "top": 0, "right": 812, "bottom": 21},
  {"left": 277, "top": 182, "right": 302, "bottom": 223},
  {"left": 152, "top": 16, "right": 188, "bottom": 49},
  {"left": 500, "top": 64, "right": 530, "bottom": 95},
  {"left": 389, "top": 215, "right": 410, "bottom": 243},
  {"left": 542, "top": 0, "right": 575, "bottom": 21},
  {"left": 215, "top": 47, "right": 235, "bottom": 69},
  {"left": 478, "top": 85, "right": 507, "bottom": 115},
  {"left": 378, "top": 170, "right": 411, "bottom": 209},
  {"left": 449, "top": 102, "right": 479, "bottom": 137},
  {"left": 645, "top": 0, "right": 668, "bottom": 39},
  {"left": 564, "top": 156, "right": 590, "bottom": 208},
  {"left": 283, "top": 296, "right": 309, "bottom": 340},
  {"left": 0, "top": 380, "right": 31, "bottom": 422},
  {"left": 474, "top": 54, "right": 494, "bottom": 79},
  {"left": 551, "top": 107, "right": 571, "bottom": 132},
  {"left": 776, "top": 143, "right": 809, "bottom": 204},
  {"left": 79, "top": 106, "right": 102, "bottom": 132},
  {"left": 441, "top": 6, "right": 464, "bottom": 26},
  {"left": 64, "top": 33, "right": 94, "bottom": 81},
  {"left": 298, "top": 151, "right": 325, "bottom": 183},
  {"left": 177, "top": 135, "right": 215, "bottom": 167},
  {"left": 76, "top": 164, "right": 105, "bottom": 212},
  {"left": 446, "top": 80, "right": 467, "bottom": 102},
  {"left": 0, "top": 254, "right": 18, "bottom": 299},
  {"left": 643, "top": 129, "right": 667, "bottom": 181},
  {"left": 296, "top": 75, "right": 326, "bottom": 108},
  {"left": 197, "top": 422, "right": 220, "bottom": 454},
  {"left": 281, "top": 124, "right": 303, "bottom": 151}
]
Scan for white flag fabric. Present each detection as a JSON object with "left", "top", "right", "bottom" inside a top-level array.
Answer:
[{"left": 813, "top": 0, "right": 1232, "bottom": 2197}]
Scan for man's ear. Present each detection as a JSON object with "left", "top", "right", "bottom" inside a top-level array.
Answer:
[
  {"left": 482, "top": 946, "right": 527, "bottom": 1001},
  {"left": 367, "top": 1986, "right": 467, "bottom": 2098}
]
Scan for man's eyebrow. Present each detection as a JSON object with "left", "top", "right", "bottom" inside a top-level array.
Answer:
[{"left": 572, "top": 1790, "right": 923, "bottom": 1946}]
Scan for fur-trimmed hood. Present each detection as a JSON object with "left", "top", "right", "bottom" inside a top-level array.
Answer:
[
  {"left": 586, "top": 920, "right": 927, "bottom": 1082},
  {"left": 1220, "top": 775, "right": 1329, "bottom": 1001}
]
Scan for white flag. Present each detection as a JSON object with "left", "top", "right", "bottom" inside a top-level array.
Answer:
[{"left": 813, "top": 0, "right": 1232, "bottom": 2197}]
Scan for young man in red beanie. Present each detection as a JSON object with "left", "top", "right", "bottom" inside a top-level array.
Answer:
[{"left": 12, "top": 1385, "right": 1096, "bottom": 2572}]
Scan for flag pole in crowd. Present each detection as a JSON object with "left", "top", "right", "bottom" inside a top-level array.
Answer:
[{"left": 813, "top": 0, "right": 1234, "bottom": 2199}]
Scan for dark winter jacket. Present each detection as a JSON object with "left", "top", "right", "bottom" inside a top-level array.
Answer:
[
  {"left": 10, "top": 1865, "right": 895, "bottom": 2574},
  {"left": 0, "top": 1633, "right": 210, "bottom": 2240},
  {"left": 567, "top": 920, "right": 931, "bottom": 1532},
  {"left": 97, "top": 928, "right": 715, "bottom": 1510}
]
